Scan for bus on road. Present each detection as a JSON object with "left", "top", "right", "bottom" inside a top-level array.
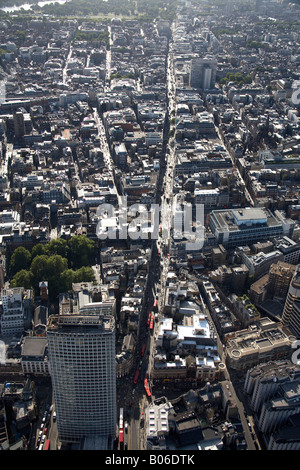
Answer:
[
  {"left": 149, "top": 314, "right": 154, "bottom": 332},
  {"left": 133, "top": 369, "right": 140, "bottom": 384},
  {"left": 44, "top": 439, "right": 50, "bottom": 450}
]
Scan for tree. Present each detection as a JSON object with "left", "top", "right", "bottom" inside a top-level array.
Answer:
[
  {"left": 74, "top": 266, "right": 95, "bottom": 283},
  {"left": 68, "top": 235, "right": 95, "bottom": 269},
  {"left": 47, "top": 238, "right": 69, "bottom": 258},
  {"left": 31, "top": 243, "right": 48, "bottom": 259},
  {"left": 11, "top": 270, "right": 32, "bottom": 289},
  {"left": 30, "top": 254, "right": 69, "bottom": 299},
  {"left": 60, "top": 266, "right": 95, "bottom": 291},
  {"left": 46, "top": 255, "right": 69, "bottom": 295},
  {"left": 47, "top": 255, "right": 68, "bottom": 277},
  {"left": 30, "top": 255, "right": 50, "bottom": 285},
  {"left": 220, "top": 72, "right": 253, "bottom": 86},
  {"left": 60, "top": 269, "right": 76, "bottom": 292},
  {"left": 10, "top": 246, "right": 31, "bottom": 275}
]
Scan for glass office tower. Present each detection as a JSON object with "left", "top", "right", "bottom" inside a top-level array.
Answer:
[
  {"left": 47, "top": 302, "right": 116, "bottom": 447},
  {"left": 282, "top": 267, "right": 300, "bottom": 337}
]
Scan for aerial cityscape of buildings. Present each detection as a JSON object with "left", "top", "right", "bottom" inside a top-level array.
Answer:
[{"left": 0, "top": 0, "right": 299, "bottom": 453}]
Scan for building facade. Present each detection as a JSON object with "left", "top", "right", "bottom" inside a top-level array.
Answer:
[
  {"left": 47, "top": 303, "right": 116, "bottom": 446},
  {"left": 209, "top": 207, "right": 295, "bottom": 248},
  {"left": 0, "top": 287, "right": 32, "bottom": 337},
  {"left": 282, "top": 266, "right": 300, "bottom": 337},
  {"left": 224, "top": 317, "right": 294, "bottom": 371},
  {"left": 189, "top": 57, "right": 217, "bottom": 90}
]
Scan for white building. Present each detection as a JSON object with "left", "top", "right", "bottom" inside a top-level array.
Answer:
[
  {"left": 244, "top": 360, "right": 300, "bottom": 414},
  {"left": 145, "top": 131, "right": 163, "bottom": 146},
  {"left": 146, "top": 397, "right": 173, "bottom": 450},
  {"left": 21, "top": 336, "right": 50, "bottom": 376},
  {"left": 258, "top": 380, "right": 300, "bottom": 434},
  {"left": 194, "top": 188, "right": 220, "bottom": 207},
  {"left": 153, "top": 310, "right": 223, "bottom": 382},
  {"left": 59, "top": 92, "right": 88, "bottom": 107},
  {"left": 1, "top": 287, "right": 25, "bottom": 337}
]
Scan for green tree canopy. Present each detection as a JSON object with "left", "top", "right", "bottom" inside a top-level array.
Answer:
[
  {"left": 67, "top": 235, "right": 95, "bottom": 269},
  {"left": 74, "top": 266, "right": 95, "bottom": 283},
  {"left": 220, "top": 72, "right": 252, "bottom": 86},
  {"left": 31, "top": 243, "right": 48, "bottom": 259},
  {"left": 10, "top": 246, "right": 31, "bottom": 275},
  {"left": 30, "top": 255, "right": 50, "bottom": 285},
  {"left": 9, "top": 235, "right": 97, "bottom": 300},
  {"left": 60, "top": 269, "right": 77, "bottom": 292},
  {"left": 47, "top": 238, "right": 69, "bottom": 258},
  {"left": 60, "top": 266, "right": 95, "bottom": 291},
  {"left": 10, "top": 269, "right": 33, "bottom": 289},
  {"left": 30, "top": 254, "right": 69, "bottom": 299},
  {"left": 46, "top": 255, "right": 69, "bottom": 295}
]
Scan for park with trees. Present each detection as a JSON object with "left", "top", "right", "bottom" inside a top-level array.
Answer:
[{"left": 9, "top": 235, "right": 96, "bottom": 301}]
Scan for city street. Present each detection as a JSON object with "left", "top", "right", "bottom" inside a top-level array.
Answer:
[{"left": 2, "top": 0, "right": 298, "bottom": 452}]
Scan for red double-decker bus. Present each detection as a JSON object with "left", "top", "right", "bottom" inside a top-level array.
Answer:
[
  {"left": 141, "top": 344, "right": 146, "bottom": 356},
  {"left": 144, "top": 378, "right": 151, "bottom": 398},
  {"left": 119, "top": 429, "right": 124, "bottom": 447},
  {"left": 44, "top": 439, "right": 50, "bottom": 450},
  {"left": 149, "top": 314, "right": 154, "bottom": 331},
  {"left": 133, "top": 369, "right": 140, "bottom": 384}
]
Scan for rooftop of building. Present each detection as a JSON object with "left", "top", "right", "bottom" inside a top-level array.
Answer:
[
  {"left": 47, "top": 306, "right": 115, "bottom": 332},
  {"left": 21, "top": 336, "right": 47, "bottom": 358},
  {"left": 226, "top": 317, "right": 293, "bottom": 358},
  {"left": 210, "top": 207, "right": 285, "bottom": 232}
]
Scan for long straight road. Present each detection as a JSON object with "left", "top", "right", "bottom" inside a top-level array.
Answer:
[
  {"left": 92, "top": 107, "right": 123, "bottom": 205},
  {"left": 62, "top": 45, "right": 73, "bottom": 85},
  {"left": 105, "top": 25, "right": 112, "bottom": 90},
  {"left": 113, "top": 26, "right": 178, "bottom": 452}
]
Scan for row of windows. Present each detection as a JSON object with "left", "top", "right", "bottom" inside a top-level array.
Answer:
[{"left": 55, "top": 404, "right": 115, "bottom": 414}]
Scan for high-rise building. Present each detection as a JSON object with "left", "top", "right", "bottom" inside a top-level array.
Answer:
[
  {"left": 189, "top": 56, "right": 217, "bottom": 90},
  {"left": 282, "top": 266, "right": 300, "bottom": 337},
  {"left": 258, "top": 379, "right": 300, "bottom": 434},
  {"left": 47, "top": 301, "right": 117, "bottom": 448},
  {"left": 268, "top": 261, "right": 296, "bottom": 299},
  {"left": 244, "top": 360, "right": 300, "bottom": 413},
  {"left": 13, "top": 111, "right": 25, "bottom": 139}
]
